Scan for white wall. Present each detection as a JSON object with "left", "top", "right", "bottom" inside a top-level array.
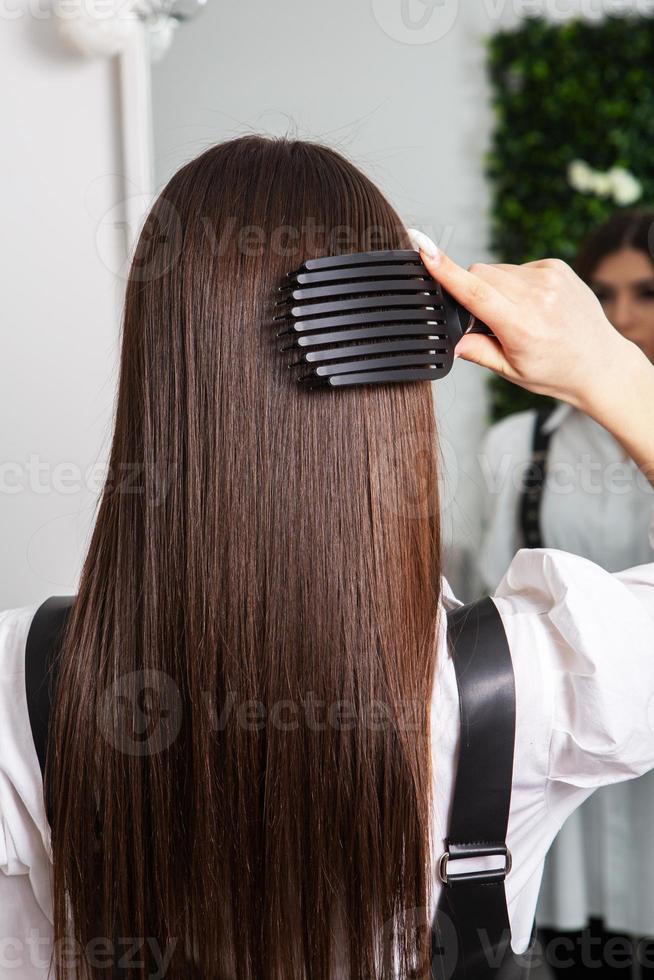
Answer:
[{"left": 0, "top": 6, "right": 124, "bottom": 608}]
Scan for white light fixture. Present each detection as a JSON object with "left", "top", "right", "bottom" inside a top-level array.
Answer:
[
  {"left": 55, "top": 0, "right": 208, "bottom": 254},
  {"left": 56, "top": 0, "right": 207, "bottom": 62}
]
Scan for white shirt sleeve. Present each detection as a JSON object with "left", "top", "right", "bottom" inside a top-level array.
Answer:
[
  {"left": 494, "top": 548, "right": 654, "bottom": 805},
  {"left": 0, "top": 603, "right": 54, "bottom": 978},
  {"left": 447, "top": 546, "right": 654, "bottom": 952}
]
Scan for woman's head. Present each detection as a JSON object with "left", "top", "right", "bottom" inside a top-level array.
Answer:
[
  {"left": 575, "top": 210, "right": 654, "bottom": 362},
  {"left": 51, "top": 136, "right": 442, "bottom": 979}
]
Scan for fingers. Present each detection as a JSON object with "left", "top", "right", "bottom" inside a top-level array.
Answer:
[
  {"left": 466, "top": 262, "right": 525, "bottom": 293},
  {"left": 417, "top": 249, "right": 517, "bottom": 333},
  {"left": 521, "top": 257, "right": 571, "bottom": 270},
  {"left": 475, "top": 262, "right": 521, "bottom": 274},
  {"left": 454, "top": 333, "right": 514, "bottom": 379}
]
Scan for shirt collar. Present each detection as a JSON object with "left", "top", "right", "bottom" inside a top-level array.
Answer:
[
  {"left": 441, "top": 576, "right": 463, "bottom": 610},
  {"left": 541, "top": 401, "right": 575, "bottom": 435}
]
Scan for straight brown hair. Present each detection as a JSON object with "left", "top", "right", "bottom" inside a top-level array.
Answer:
[{"left": 48, "top": 135, "right": 442, "bottom": 979}]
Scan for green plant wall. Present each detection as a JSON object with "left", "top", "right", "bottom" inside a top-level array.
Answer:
[{"left": 485, "top": 14, "right": 654, "bottom": 421}]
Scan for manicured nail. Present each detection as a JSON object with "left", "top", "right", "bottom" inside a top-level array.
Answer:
[{"left": 407, "top": 228, "right": 440, "bottom": 262}]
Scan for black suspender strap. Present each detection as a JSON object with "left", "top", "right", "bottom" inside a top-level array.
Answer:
[
  {"left": 432, "top": 596, "right": 532, "bottom": 979},
  {"left": 519, "top": 408, "right": 555, "bottom": 550},
  {"left": 24, "top": 595, "right": 75, "bottom": 825}
]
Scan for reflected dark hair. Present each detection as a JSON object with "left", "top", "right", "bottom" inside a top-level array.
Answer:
[
  {"left": 48, "top": 136, "right": 442, "bottom": 979},
  {"left": 575, "top": 209, "right": 654, "bottom": 282}
]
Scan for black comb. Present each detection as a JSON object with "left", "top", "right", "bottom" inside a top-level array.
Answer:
[{"left": 273, "top": 249, "right": 493, "bottom": 389}]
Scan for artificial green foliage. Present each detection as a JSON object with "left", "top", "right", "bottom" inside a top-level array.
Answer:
[{"left": 485, "top": 14, "right": 654, "bottom": 421}]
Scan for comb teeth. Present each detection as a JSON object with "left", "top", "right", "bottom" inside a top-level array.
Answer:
[{"left": 274, "top": 249, "right": 464, "bottom": 389}]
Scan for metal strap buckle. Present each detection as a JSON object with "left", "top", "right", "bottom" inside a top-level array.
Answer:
[{"left": 438, "top": 843, "right": 512, "bottom": 886}]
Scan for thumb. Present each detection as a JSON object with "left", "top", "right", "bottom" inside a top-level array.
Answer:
[{"left": 454, "top": 334, "right": 511, "bottom": 377}]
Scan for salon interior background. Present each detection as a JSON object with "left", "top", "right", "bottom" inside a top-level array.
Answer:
[{"left": 2, "top": 0, "right": 652, "bottom": 608}]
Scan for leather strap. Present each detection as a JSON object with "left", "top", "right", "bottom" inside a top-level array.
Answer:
[
  {"left": 432, "top": 596, "right": 532, "bottom": 979},
  {"left": 24, "top": 595, "right": 75, "bottom": 825},
  {"left": 519, "top": 408, "right": 555, "bottom": 549}
]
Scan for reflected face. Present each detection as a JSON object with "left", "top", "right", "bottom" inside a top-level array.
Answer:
[{"left": 590, "top": 247, "right": 654, "bottom": 363}]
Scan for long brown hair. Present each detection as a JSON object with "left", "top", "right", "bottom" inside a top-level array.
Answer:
[{"left": 49, "top": 136, "right": 442, "bottom": 979}]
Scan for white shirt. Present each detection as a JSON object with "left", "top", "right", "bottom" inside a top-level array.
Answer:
[
  {"left": 2, "top": 543, "right": 654, "bottom": 976},
  {"left": 479, "top": 403, "right": 654, "bottom": 589},
  {"left": 478, "top": 403, "right": 654, "bottom": 936}
]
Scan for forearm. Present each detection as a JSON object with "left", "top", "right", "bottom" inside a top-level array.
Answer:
[{"left": 576, "top": 338, "right": 654, "bottom": 490}]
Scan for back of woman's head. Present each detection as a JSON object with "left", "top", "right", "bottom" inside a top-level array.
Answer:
[{"left": 50, "top": 135, "right": 442, "bottom": 980}]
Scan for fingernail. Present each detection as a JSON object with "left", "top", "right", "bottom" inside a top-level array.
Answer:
[{"left": 407, "top": 228, "right": 440, "bottom": 262}]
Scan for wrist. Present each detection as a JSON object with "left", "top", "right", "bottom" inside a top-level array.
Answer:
[
  {"left": 573, "top": 336, "right": 654, "bottom": 422},
  {"left": 574, "top": 338, "right": 654, "bottom": 487}
]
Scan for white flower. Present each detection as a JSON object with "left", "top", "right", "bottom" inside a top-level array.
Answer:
[
  {"left": 608, "top": 167, "right": 643, "bottom": 206},
  {"left": 567, "top": 159, "right": 595, "bottom": 194},
  {"left": 593, "top": 173, "right": 613, "bottom": 198},
  {"left": 567, "top": 159, "right": 643, "bottom": 207}
]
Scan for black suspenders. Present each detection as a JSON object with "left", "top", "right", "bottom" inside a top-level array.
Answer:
[
  {"left": 25, "top": 594, "right": 530, "bottom": 978},
  {"left": 519, "top": 408, "right": 555, "bottom": 550},
  {"left": 433, "top": 596, "right": 533, "bottom": 979},
  {"left": 24, "top": 595, "right": 75, "bottom": 826}
]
